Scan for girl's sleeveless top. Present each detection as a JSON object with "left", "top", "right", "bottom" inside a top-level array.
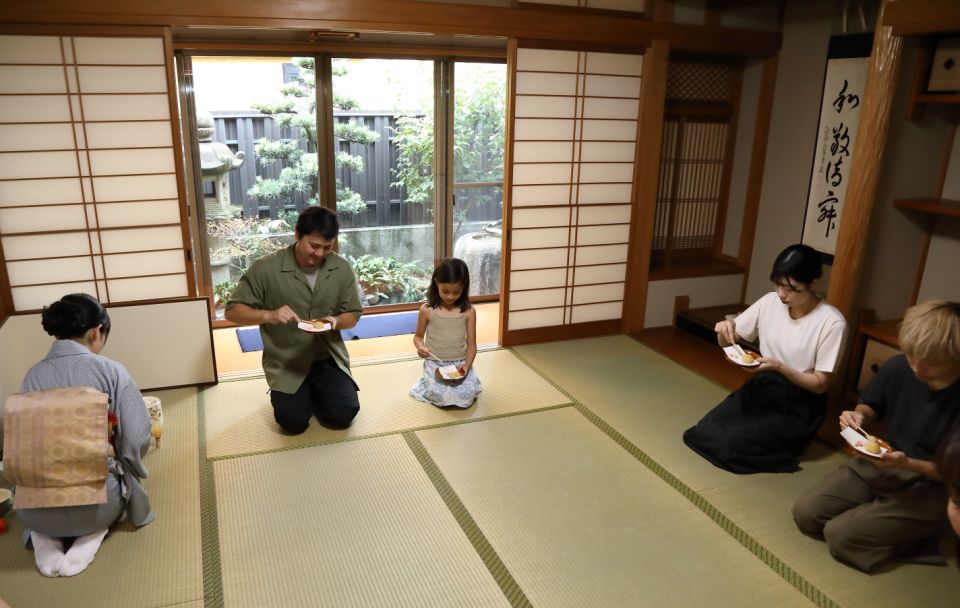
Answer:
[{"left": 425, "top": 312, "right": 468, "bottom": 361}]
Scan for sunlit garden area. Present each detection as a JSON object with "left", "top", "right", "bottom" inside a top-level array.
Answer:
[{"left": 191, "top": 56, "right": 505, "bottom": 318}]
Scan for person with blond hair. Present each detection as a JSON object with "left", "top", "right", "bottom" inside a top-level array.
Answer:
[{"left": 792, "top": 300, "right": 960, "bottom": 572}]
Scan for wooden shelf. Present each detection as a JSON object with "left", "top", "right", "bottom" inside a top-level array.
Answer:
[
  {"left": 860, "top": 318, "right": 901, "bottom": 348},
  {"left": 893, "top": 197, "right": 960, "bottom": 219},
  {"left": 913, "top": 93, "right": 960, "bottom": 104}
]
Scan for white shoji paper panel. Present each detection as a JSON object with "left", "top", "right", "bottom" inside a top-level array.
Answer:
[
  {"left": 12, "top": 282, "right": 98, "bottom": 312},
  {"left": 573, "top": 244, "right": 628, "bottom": 265},
  {"left": 578, "top": 183, "right": 632, "bottom": 204},
  {"left": 93, "top": 174, "right": 178, "bottom": 202},
  {"left": 82, "top": 94, "right": 170, "bottom": 121},
  {"left": 514, "top": 118, "right": 576, "bottom": 140},
  {"left": 0, "top": 35, "right": 63, "bottom": 63},
  {"left": 106, "top": 274, "right": 188, "bottom": 303},
  {"left": 2, "top": 232, "right": 91, "bottom": 260},
  {"left": 89, "top": 148, "right": 176, "bottom": 176},
  {"left": 0, "top": 151, "right": 78, "bottom": 180},
  {"left": 85, "top": 121, "right": 173, "bottom": 149},
  {"left": 0, "top": 124, "right": 75, "bottom": 152},
  {"left": 98, "top": 225, "right": 182, "bottom": 253},
  {"left": 514, "top": 73, "right": 578, "bottom": 96},
  {"left": 73, "top": 37, "right": 164, "bottom": 65},
  {"left": 103, "top": 250, "right": 184, "bottom": 277},
  {"left": 585, "top": 51, "right": 644, "bottom": 76},
  {"left": 513, "top": 142, "right": 573, "bottom": 163},
  {"left": 0, "top": 205, "right": 87, "bottom": 234},
  {"left": 578, "top": 163, "right": 634, "bottom": 183},
  {"left": 584, "top": 74, "right": 641, "bottom": 98},
  {"left": 509, "top": 267, "right": 567, "bottom": 290},
  {"left": 510, "top": 248, "right": 568, "bottom": 270},
  {"left": 516, "top": 48, "right": 579, "bottom": 72},
  {"left": 511, "top": 184, "right": 571, "bottom": 206},
  {"left": 77, "top": 66, "right": 167, "bottom": 94},
  {"left": 0, "top": 96, "right": 72, "bottom": 123},
  {"left": 512, "top": 227, "right": 570, "bottom": 249},
  {"left": 581, "top": 119, "right": 638, "bottom": 141},
  {"left": 509, "top": 288, "right": 565, "bottom": 311},
  {"left": 574, "top": 263, "right": 626, "bottom": 285},
  {"left": 515, "top": 96, "right": 577, "bottom": 118},
  {"left": 580, "top": 142, "right": 636, "bottom": 162},
  {"left": 509, "top": 308, "right": 564, "bottom": 330},
  {"left": 583, "top": 97, "right": 639, "bottom": 120},
  {"left": 512, "top": 163, "right": 572, "bottom": 185},
  {"left": 571, "top": 301, "right": 622, "bottom": 323},
  {"left": 572, "top": 282, "right": 623, "bottom": 305},
  {"left": 7, "top": 256, "right": 93, "bottom": 285},
  {"left": 578, "top": 204, "right": 631, "bottom": 225},
  {"left": 0, "top": 177, "right": 82, "bottom": 206},
  {"left": 0, "top": 66, "right": 66, "bottom": 94},
  {"left": 96, "top": 200, "right": 181, "bottom": 228},
  {"left": 575, "top": 224, "right": 629, "bottom": 246},
  {"left": 513, "top": 207, "right": 571, "bottom": 228}
]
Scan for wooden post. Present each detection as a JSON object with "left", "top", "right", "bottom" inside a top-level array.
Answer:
[
  {"left": 827, "top": 0, "right": 903, "bottom": 325},
  {"left": 623, "top": 39, "right": 669, "bottom": 334}
]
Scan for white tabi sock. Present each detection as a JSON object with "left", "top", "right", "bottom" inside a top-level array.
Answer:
[
  {"left": 30, "top": 531, "right": 65, "bottom": 577},
  {"left": 59, "top": 528, "right": 109, "bottom": 577}
]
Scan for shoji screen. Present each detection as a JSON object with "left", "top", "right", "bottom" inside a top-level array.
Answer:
[
  {"left": 0, "top": 34, "right": 190, "bottom": 312},
  {"left": 505, "top": 47, "right": 642, "bottom": 335}
]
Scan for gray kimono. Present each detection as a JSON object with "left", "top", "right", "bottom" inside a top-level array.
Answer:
[{"left": 16, "top": 339, "right": 154, "bottom": 539}]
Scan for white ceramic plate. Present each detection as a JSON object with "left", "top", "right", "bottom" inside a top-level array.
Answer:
[
  {"left": 840, "top": 427, "right": 888, "bottom": 458},
  {"left": 298, "top": 321, "right": 331, "bottom": 333},
  {"left": 438, "top": 364, "right": 464, "bottom": 380},
  {"left": 722, "top": 345, "right": 760, "bottom": 367}
]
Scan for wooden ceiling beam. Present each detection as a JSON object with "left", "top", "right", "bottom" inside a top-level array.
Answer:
[
  {"left": 882, "top": 0, "right": 960, "bottom": 36},
  {"left": 3, "top": 0, "right": 781, "bottom": 57}
]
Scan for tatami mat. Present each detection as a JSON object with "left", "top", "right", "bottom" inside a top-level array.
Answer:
[
  {"left": 513, "top": 335, "right": 960, "bottom": 608},
  {"left": 416, "top": 408, "right": 816, "bottom": 607},
  {"left": 213, "top": 435, "right": 511, "bottom": 608},
  {"left": 202, "top": 349, "right": 570, "bottom": 460},
  {"left": 0, "top": 387, "right": 203, "bottom": 608}
]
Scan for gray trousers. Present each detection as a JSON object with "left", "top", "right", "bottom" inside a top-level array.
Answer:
[{"left": 792, "top": 457, "right": 948, "bottom": 572}]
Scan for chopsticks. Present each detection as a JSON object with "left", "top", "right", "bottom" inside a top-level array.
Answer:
[{"left": 731, "top": 343, "right": 747, "bottom": 358}]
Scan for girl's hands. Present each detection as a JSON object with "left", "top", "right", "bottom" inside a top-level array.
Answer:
[
  {"left": 714, "top": 319, "right": 737, "bottom": 345},
  {"left": 320, "top": 315, "right": 338, "bottom": 330},
  {"left": 416, "top": 345, "right": 431, "bottom": 358},
  {"left": 873, "top": 450, "right": 908, "bottom": 469},
  {"left": 457, "top": 363, "right": 471, "bottom": 376}
]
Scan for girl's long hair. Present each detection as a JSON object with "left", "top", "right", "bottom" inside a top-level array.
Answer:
[{"left": 427, "top": 258, "right": 471, "bottom": 312}]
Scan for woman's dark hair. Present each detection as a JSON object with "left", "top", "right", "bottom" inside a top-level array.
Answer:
[
  {"left": 769, "top": 243, "right": 822, "bottom": 287},
  {"left": 934, "top": 425, "right": 960, "bottom": 565},
  {"left": 427, "top": 258, "right": 471, "bottom": 312},
  {"left": 296, "top": 205, "right": 339, "bottom": 239},
  {"left": 41, "top": 293, "right": 111, "bottom": 340}
]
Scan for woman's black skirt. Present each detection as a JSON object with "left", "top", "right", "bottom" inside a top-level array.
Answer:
[{"left": 682, "top": 370, "right": 827, "bottom": 474}]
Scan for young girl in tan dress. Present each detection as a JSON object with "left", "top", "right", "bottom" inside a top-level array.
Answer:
[{"left": 410, "top": 258, "right": 482, "bottom": 408}]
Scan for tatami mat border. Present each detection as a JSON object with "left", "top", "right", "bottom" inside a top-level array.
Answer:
[
  {"left": 197, "top": 389, "right": 226, "bottom": 608},
  {"left": 207, "top": 402, "right": 574, "bottom": 462},
  {"left": 508, "top": 348, "right": 840, "bottom": 608},
  {"left": 403, "top": 432, "right": 533, "bottom": 608}
]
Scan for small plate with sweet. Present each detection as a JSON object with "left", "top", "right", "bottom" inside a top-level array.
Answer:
[
  {"left": 840, "top": 426, "right": 890, "bottom": 458},
  {"left": 435, "top": 364, "right": 465, "bottom": 382},
  {"left": 722, "top": 345, "right": 760, "bottom": 367},
  {"left": 297, "top": 319, "right": 332, "bottom": 333}
]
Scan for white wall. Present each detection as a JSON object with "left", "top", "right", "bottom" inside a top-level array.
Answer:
[
  {"left": 644, "top": 274, "right": 744, "bottom": 328},
  {"left": 745, "top": 0, "right": 835, "bottom": 303}
]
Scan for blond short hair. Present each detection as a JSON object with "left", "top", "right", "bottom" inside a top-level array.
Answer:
[{"left": 898, "top": 300, "right": 960, "bottom": 364}]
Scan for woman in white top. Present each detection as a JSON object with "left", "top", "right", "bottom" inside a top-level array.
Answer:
[{"left": 683, "top": 244, "right": 847, "bottom": 473}]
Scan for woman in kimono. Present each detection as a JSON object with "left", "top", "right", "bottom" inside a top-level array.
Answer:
[
  {"left": 682, "top": 244, "right": 846, "bottom": 473},
  {"left": 16, "top": 293, "right": 154, "bottom": 577}
]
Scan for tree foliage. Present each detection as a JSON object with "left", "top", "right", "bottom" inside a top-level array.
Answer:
[
  {"left": 391, "top": 70, "right": 506, "bottom": 222},
  {"left": 247, "top": 58, "right": 379, "bottom": 215}
]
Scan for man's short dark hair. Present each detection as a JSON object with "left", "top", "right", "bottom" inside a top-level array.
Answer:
[{"left": 296, "top": 206, "right": 339, "bottom": 239}]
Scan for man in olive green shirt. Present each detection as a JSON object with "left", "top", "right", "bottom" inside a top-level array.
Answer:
[{"left": 226, "top": 206, "right": 362, "bottom": 434}]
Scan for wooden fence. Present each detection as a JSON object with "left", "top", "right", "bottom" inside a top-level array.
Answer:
[{"left": 211, "top": 111, "right": 501, "bottom": 229}]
